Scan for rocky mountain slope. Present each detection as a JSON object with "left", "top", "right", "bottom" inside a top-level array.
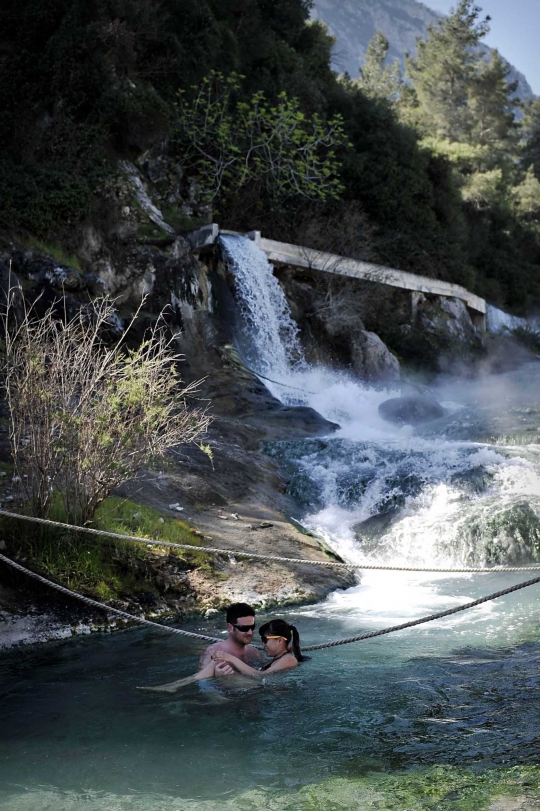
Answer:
[{"left": 311, "top": 0, "right": 534, "bottom": 101}]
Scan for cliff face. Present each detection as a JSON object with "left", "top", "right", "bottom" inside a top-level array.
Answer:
[{"left": 310, "top": 0, "right": 534, "bottom": 103}]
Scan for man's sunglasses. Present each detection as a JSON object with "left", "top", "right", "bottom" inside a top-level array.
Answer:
[{"left": 232, "top": 623, "right": 255, "bottom": 632}]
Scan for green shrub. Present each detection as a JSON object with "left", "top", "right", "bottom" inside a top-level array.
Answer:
[{"left": 0, "top": 496, "right": 212, "bottom": 600}]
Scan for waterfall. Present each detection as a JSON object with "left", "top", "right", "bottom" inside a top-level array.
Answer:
[
  {"left": 221, "top": 232, "right": 540, "bottom": 581},
  {"left": 220, "top": 234, "right": 306, "bottom": 378},
  {"left": 486, "top": 304, "right": 527, "bottom": 334}
]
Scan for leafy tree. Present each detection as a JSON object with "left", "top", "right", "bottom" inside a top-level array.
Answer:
[
  {"left": 173, "top": 72, "right": 349, "bottom": 203},
  {"left": 357, "top": 31, "right": 402, "bottom": 102},
  {"left": 2, "top": 295, "right": 210, "bottom": 524},
  {"left": 469, "top": 50, "right": 517, "bottom": 156},
  {"left": 512, "top": 167, "right": 540, "bottom": 226},
  {"left": 405, "top": 1, "right": 490, "bottom": 142},
  {"left": 521, "top": 97, "right": 540, "bottom": 179}
]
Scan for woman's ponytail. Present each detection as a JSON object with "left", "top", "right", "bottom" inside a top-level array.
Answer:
[
  {"left": 290, "top": 624, "right": 305, "bottom": 662},
  {"left": 260, "top": 618, "right": 308, "bottom": 663}
]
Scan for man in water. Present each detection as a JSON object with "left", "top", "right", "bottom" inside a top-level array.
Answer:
[
  {"left": 137, "top": 603, "right": 262, "bottom": 692},
  {"left": 200, "top": 602, "right": 262, "bottom": 676}
]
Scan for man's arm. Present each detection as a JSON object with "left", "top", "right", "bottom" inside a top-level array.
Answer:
[
  {"left": 200, "top": 643, "right": 234, "bottom": 675},
  {"left": 212, "top": 650, "right": 262, "bottom": 678},
  {"left": 199, "top": 644, "right": 217, "bottom": 668}
]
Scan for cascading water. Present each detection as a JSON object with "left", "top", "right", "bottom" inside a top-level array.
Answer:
[
  {"left": 220, "top": 234, "right": 306, "bottom": 378},
  {"left": 3, "top": 237, "right": 540, "bottom": 811},
  {"left": 223, "top": 235, "right": 540, "bottom": 627}
]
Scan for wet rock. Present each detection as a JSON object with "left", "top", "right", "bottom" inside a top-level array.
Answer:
[
  {"left": 241, "top": 405, "right": 339, "bottom": 439},
  {"left": 378, "top": 395, "right": 447, "bottom": 425},
  {"left": 450, "top": 466, "right": 495, "bottom": 495},
  {"left": 353, "top": 506, "right": 402, "bottom": 543},
  {"left": 351, "top": 330, "right": 401, "bottom": 382},
  {"left": 417, "top": 295, "right": 478, "bottom": 342}
]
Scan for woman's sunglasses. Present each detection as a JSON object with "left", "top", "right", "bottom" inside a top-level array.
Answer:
[{"left": 232, "top": 623, "right": 255, "bottom": 632}]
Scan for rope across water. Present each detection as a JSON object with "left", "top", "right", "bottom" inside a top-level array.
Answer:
[
  {"left": 0, "top": 552, "right": 222, "bottom": 644},
  {"left": 1, "top": 552, "right": 539, "bottom": 652},
  {"left": 1, "top": 508, "right": 540, "bottom": 574}
]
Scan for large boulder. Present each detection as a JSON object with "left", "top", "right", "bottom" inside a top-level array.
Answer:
[
  {"left": 351, "top": 330, "right": 400, "bottom": 382},
  {"left": 416, "top": 294, "right": 478, "bottom": 343},
  {"left": 378, "top": 395, "right": 446, "bottom": 425}
]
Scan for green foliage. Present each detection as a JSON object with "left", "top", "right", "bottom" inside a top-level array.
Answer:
[
  {"left": 469, "top": 50, "right": 517, "bottom": 154},
  {"left": 520, "top": 96, "right": 540, "bottom": 178},
  {"left": 512, "top": 167, "right": 540, "bottom": 225},
  {"left": 17, "top": 237, "right": 82, "bottom": 272},
  {"left": 0, "top": 0, "right": 539, "bottom": 311},
  {"left": 173, "top": 71, "right": 349, "bottom": 203},
  {"left": 0, "top": 158, "right": 99, "bottom": 238},
  {"left": 0, "top": 496, "right": 212, "bottom": 600},
  {"left": 461, "top": 168, "right": 505, "bottom": 210},
  {"left": 356, "top": 31, "right": 402, "bottom": 102},
  {"left": 405, "top": 1, "right": 491, "bottom": 142},
  {"left": 3, "top": 298, "right": 210, "bottom": 524}
]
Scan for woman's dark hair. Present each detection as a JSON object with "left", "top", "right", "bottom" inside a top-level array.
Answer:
[{"left": 259, "top": 619, "right": 306, "bottom": 662}]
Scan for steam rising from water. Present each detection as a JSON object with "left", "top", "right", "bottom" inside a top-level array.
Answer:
[{"left": 223, "top": 235, "right": 540, "bottom": 623}]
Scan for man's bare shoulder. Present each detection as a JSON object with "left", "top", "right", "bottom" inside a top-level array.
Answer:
[{"left": 203, "top": 641, "right": 228, "bottom": 654}]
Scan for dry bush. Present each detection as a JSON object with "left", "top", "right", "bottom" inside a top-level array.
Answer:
[
  {"left": 311, "top": 277, "right": 367, "bottom": 336},
  {"left": 2, "top": 290, "right": 210, "bottom": 524},
  {"left": 291, "top": 200, "right": 377, "bottom": 264}
]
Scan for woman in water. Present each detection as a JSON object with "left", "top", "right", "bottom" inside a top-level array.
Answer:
[
  {"left": 213, "top": 619, "right": 304, "bottom": 676},
  {"left": 138, "top": 619, "right": 304, "bottom": 692}
]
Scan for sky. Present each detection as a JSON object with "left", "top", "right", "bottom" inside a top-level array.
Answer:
[{"left": 424, "top": 0, "right": 540, "bottom": 95}]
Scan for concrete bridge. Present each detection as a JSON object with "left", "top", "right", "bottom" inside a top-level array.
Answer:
[{"left": 189, "top": 223, "right": 487, "bottom": 330}]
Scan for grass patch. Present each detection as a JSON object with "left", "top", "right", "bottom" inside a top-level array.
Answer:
[
  {"left": 160, "top": 205, "right": 210, "bottom": 233},
  {"left": 17, "top": 236, "right": 83, "bottom": 272},
  {"left": 1, "top": 496, "right": 213, "bottom": 602}
]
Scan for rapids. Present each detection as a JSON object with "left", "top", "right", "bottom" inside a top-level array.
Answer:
[{"left": 2, "top": 236, "right": 540, "bottom": 810}]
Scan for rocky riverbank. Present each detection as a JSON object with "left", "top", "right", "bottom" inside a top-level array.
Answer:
[
  {"left": 0, "top": 159, "right": 535, "bottom": 649},
  {"left": 0, "top": 326, "right": 355, "bottom": 649}
]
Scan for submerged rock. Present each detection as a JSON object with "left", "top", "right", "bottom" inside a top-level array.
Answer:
[
  {"left": 353, "top": 505, "right": 401, "bottom": 543},
  {"left": 378, "top": 395, "right": 446, "bottom": 425}
]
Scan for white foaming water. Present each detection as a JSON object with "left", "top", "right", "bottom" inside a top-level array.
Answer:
[
  {"left": 220, "top": 234, "right": 306, "bottom": 377},
  {"left": 223, "top": 236, "right": 540, "bottom": 637},
  {"left": 486, "top": 303, "right": 527, "bottom": 334}
]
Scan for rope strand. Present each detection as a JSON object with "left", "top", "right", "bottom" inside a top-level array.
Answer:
[
  {"left": 0, "top": 552, "right": 222, "bottom": 644},
  {"left": 1, "top": 552, "right": 539, "bottom": 652},
  {"left": 302, "top": 574, "right": 540, "bottom": 650},
  {"left": 1, "top": 508, "right": 540, "bottom": 574}
]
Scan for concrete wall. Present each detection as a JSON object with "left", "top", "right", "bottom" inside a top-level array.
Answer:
[{"left": 189, "top": 224, "right": 487, "bottom": 326}]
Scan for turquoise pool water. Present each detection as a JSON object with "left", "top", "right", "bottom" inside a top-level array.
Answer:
[{"left": 2, "top": 571, "right": 540, "bottom": 810}]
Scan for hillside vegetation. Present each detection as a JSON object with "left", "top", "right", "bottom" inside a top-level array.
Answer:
[{"left": 1, "top": 0, "right": 539, "bottom": 311}]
